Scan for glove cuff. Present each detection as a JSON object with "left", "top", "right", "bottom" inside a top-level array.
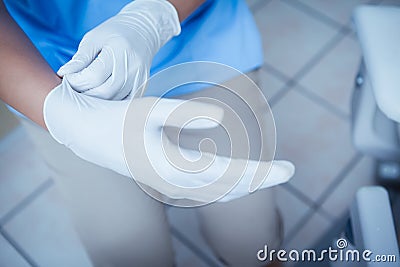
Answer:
[
  {"left": 119, "top": 0, "right": 181, "bottom": 52},
  {"left": 43, "top": 84, "right": 66, "bottom": 145}
]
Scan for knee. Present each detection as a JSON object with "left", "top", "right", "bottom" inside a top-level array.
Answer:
[
  {"left": 201, "top": 224, "right": 281, "bottom": 267},
  {"left": 84, "top": 229, "right": 175, "bottom": 267},
  {"left": 197, "top": 191, "right": 282, "bottom": 267}
]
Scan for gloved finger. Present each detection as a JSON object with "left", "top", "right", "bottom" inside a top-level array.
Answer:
[
  {"left": 57, "top": 37, "right": 101, "bottom": 76},
  {"left": 203, "top": 157, "right": 294, "bottom": 192},
  {"left": 66, "top": 46, "right": 114, "bottom": 92},
  {"left": 251, "top": 160, "right": 295, "bottom": 191},
  {"left": 216, "top": 159, "right": 294, "bottom": 202},
  {"left": 158, "top": 143, "right": 293, "bottom": 201},
  {"left": 83, "top": 51, "right": 142, "bottom": 100},
  {"left": 83, "top": 74, "right": 122, "bottom": 100},
  {"left": 57, "top": 59, "right": 88, "bottom": 77},
  {"left": 147, "top": 98, "right": 224, "bottom": 129}
]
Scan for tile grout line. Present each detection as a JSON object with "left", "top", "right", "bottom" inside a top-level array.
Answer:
[
  {"left": 282, "top": 0, "right": 350, "bottom": 31},
  {"left": 294, "top": 85, "right": 349, "bottom": 120},
  {"left": 0, "top": 228, "right": 38, "bottom": 267},
  {"left": 316, "top": 206, "right": 336, "bottom": 221},
  {"left": 282, "top": 183, "right": 315, "bottom": 208},
  {"left": 0, "top": 178, "right": 54, "bottom": 227},
  {"left": 264, "top": 25, "right": 351, "bottom": 113},
  {"left": 261, "top": 63, "right": 296, "bottom": 107},
  {"left": 288, "top": 22, "right": 357, "bottom": 121},
  {"left": 282, "top": 153, "right": 363, "bottom": 244},
  {"left": 261, "top": 63, "right": 291, "bottom": 83},
  {"left": 314, "top": 153, "right": 363, "bottom": 216},
  {"left": 267, "top": 73, "right": 349, "bottom": 121},
  {"left": 292, "top": 26, "right": 351, "bottom": 81},
  {"left": 170, "top": 225, "right": 222, "bottom": 267},
  {"left": 282, "top": 207, "right": 317, "bottom": 246},
  {"left": 283, "top": 199, "right": 344, "bottom": 246},
  {"left": 265, "top": 62, "right": 349, "bottom": 119},
  {"left": 268, "top": 85, "right": 292, "bottom": 107},
  {"left": 283, "top": 181, "right": 332, "bottom": 220}
]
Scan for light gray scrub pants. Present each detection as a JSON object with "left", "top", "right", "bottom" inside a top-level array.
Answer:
[{"left": 19, "top": 70, "right": 282, "bottom": 267}]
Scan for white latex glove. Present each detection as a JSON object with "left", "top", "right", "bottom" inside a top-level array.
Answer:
[
  {"left": 57, "top": 0, "right": 180, "bottom": 100},
  {"left": 43, "top": 79, "right": 295, "bottom": 202}
]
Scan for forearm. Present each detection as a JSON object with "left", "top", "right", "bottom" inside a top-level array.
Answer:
[
  {"left": 168, "top": 0, "right": 206, "bottom": 22},
  {"left": 0, "top": 1, "right": 60, "bottom": 129}
]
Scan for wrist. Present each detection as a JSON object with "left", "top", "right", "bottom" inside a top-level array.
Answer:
[
  {"left": 41, "top": 77, "right": 62, "bottom": 130},
  {"left": 119, "top": 0, "right": 181, "bottom": 53}
]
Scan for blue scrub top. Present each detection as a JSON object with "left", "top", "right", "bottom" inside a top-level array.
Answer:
[{"left": 4, "top": 0, "right": 263, "bottom": 97}]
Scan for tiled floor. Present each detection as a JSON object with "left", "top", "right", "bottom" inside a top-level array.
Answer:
[{"left": 1, "top": 0, "right": 399, "bottom": 266}]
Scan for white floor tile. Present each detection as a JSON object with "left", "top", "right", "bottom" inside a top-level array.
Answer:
[
  {"left": 0, "top": 127, "right": 50, "bottom": 219},
  {"left": 167, "top": 207, "right": 222, "bottom": 266},
  {"left": 3, "top": 186, "right": 92, "bottom": 267},
  {"left": 321, "top": 156, "right": 376, "bottom": 219},
  {"left": 254, "top": 0, "right": 338, "bottom": 77},
  {"left": 258, "top": 67, "right": 286, "bottom": 101},
  {"left": 284, "top": 212, "right": 331, "bottom": 251},
  {"left": 299, "top": 35, "right": 361, "bottom": 115},
  {"left": 276, "top": 185, "right": 312, "bottom": 241},
  {"left": 0, "top": 234, "right": 30, "bottom": 267},
  {"left": 172, "top": 237, "right": 211, "bottom": 267},
  {"left": 281, "top": 212, "right": 332, "bottom": 267},
  {"left": 272, "top": 89, "right": 356, "bottom": 202},
  {"left": 297, "top": 0, "right": 372, "bottom": 26}
]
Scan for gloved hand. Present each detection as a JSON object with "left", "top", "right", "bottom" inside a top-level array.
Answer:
[
  {"left": 43, "top": 79, "right": 295, "bottom": 202},
  {"left": 57, "top": 0, "right": 180, "bottom": 100}
]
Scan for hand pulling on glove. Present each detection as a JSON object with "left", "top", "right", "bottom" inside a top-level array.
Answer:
[
  {"left": 57, "top": 0, "right": 181, "bottom": 100},
  {"left": 51, "top": 0, "right": 294, "bottom": 202},
  {"left": 43, "top": 78, "right": 295, "bottom": 202}
]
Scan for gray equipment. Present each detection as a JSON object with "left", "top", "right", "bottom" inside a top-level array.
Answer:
[
  {"left": 331, "top": 186, "right": 399, "bottom": 267},
  {"left": 331, "top": 5, "right": 400, "bottom": 267},
  {"left": 352, "top": 5, "right": 400, "bottom": 185}
]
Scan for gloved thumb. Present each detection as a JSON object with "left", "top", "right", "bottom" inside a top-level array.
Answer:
[
  {"left": 57, "top": 38, "right": 101, "bottom": 76},
  {"left": 57, "top": 60, "right": 87, "bottom": 77}
]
